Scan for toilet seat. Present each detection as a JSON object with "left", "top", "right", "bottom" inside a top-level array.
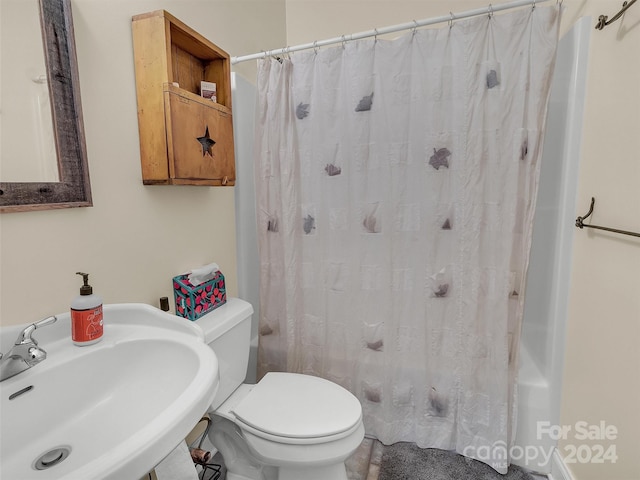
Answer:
[{"left": 229, "top": 372, "right": 362, "bottom": 445}]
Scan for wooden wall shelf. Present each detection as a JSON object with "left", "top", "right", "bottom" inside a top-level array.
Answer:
[{"left": 132, "top": 10, "right": 235, "bottom": 186}]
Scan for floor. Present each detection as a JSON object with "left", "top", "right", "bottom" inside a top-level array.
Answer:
[
  {"left": 150, "top": 436, "right": 549, "bottom": 480},
  {"left": 346, "top": 437, "right": 384, "bottom": 480}
]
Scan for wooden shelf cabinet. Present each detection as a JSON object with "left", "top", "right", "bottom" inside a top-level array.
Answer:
[{"left": 132, "top": 10, "right": 235, "bottom": 186}]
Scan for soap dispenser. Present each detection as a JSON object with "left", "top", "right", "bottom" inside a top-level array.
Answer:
[{"left": 71, "top": 272, "right": 103, "bottom": 346}]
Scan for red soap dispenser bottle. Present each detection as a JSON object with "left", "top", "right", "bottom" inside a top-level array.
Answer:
[{"left": 71, "top": 272, "right": 103, "bottom": 346}]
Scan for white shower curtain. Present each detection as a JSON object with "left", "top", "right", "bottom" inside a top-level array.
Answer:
[{"left": 254, "top": 5, "right": 560, "bottom": 473}]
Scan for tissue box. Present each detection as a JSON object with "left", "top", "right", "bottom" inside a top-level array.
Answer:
[{"left": 172, "top": 271, "right": 226, "bottom": 321}]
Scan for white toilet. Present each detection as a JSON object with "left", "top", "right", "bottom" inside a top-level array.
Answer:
[{"left": 194, "top": 297, "right": 365, "bottom": 480}]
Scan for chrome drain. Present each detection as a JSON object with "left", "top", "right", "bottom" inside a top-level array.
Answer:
[{"left": 34, "top": 446, "right": 71, "bottom": 470}]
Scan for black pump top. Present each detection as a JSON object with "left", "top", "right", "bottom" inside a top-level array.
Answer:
[{"left": 76, "top": 272, "right": 93, "bottom": 295}]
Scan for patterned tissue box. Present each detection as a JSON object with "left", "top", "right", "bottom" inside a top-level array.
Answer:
[{"left": 172, "top": 271, "right": 226, "bottom": 320}]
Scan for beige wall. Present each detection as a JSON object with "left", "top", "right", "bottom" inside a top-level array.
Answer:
[
  {"left": 0, "top": 0, "right": 286, "bottom": 325},
  {"left": 1, "top": 1, "right": 638, "bottom": 479},
  {"left": 559, "top": 2, "right": 640, "bottom": 480},
  {"left": 284, "top": 1, "right": 639, "bottom": 479}
]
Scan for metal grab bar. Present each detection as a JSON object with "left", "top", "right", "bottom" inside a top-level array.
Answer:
[
  {"left": 595, "top": 0, "right": 637, "bottom": 30},
  {"left": 575, "top": 197, "right": 640, "bottom": 238}
]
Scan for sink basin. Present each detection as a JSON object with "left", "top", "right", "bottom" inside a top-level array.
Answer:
[{"left": 0, "top": 304, "right": 219, "bottom": 480}]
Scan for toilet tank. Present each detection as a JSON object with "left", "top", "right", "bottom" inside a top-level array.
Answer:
[{"left": 193, "top": 298, "right": 254, "bottom": 410}]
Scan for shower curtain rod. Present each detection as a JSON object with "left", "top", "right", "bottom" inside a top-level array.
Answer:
[{"left": 231, "top": 0, "right": 552, "bottom": 64}]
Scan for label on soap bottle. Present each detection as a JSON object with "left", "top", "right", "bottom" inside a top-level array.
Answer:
[{"left": 71, "top": 305, "right": 103, "bottom": 344}]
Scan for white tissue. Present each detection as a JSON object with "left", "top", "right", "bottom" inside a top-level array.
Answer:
[
  {"left": 154, "top": 440, "right": 198, "bottom": 480},
  {"left": 187, "top": 262, "right": 219, "bottom": 286}
]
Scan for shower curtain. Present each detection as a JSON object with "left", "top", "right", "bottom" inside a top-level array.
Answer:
[{"left": 254, "top": 5, "right": 560, "bottom": 473}]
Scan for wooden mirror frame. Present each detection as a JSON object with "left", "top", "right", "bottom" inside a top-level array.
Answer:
[{"left": 0, "top": 0, "right": 91, "bottom": 213}]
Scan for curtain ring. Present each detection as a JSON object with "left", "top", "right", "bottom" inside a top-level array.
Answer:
[
  {"left": 488, "top": 3, "right": 494, "bottom": 18},
  {"left": 313, "top": 40, "right": 319, "bottom": 54},
  {"left": 341, "top": 35, "right": 347, "bottom": 49},
  {"left": 374, "top": 28, "right": 379, "bottom": 42},
  {"left": 532, "top": 0, "right": 536, "bottom": 10},
  {"left": 449, "top": 12, "right": 455, "bottom": 28},
  {"left": 412, "top": 20, "right": 419, "bottom": 35}
]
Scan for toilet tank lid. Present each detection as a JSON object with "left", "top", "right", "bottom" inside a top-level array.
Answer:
[{"left": 194, "top": 297, "right": 253, "bottom": 344}]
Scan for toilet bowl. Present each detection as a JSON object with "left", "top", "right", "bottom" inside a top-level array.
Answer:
[{"left": 194, "top": 298, "right": 365, "bottom": 480}]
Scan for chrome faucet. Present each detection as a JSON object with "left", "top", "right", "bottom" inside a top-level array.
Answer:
[{"left": 0, "top": 316, "right": 57, "bottom": 382}]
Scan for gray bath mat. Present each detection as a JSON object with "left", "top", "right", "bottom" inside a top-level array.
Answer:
[{"left": 379, "top": 443, "right": 535, "bottom": 480}]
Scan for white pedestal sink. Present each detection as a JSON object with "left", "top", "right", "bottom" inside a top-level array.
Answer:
[{"left": 0, "top": 304, "right": 219, "bottom": 480}]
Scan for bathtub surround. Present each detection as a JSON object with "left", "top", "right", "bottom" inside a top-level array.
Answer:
[{"left": 254, "top": 5, "right": 560, "bottom": 474}]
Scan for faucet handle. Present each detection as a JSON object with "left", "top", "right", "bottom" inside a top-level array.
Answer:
[
  {"left": 15, "top": 316, "right": 57, "bottom": 346},
  {"left": 34, "top": 316, "right": 57, "bottom": 329}
]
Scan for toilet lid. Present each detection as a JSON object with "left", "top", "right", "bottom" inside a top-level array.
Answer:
[{"left": 231, "top": 372, "right": 362, "bottom": 439}]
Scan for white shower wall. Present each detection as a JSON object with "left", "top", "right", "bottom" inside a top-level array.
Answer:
[
  {"left": 231, "top": 14, "right": 590, "bottom": 474},
  {"left": 522, "top": 16, "right": 590, "bottom": 384},
  {"left": 232, "top": 72, "right": 260, "bottom": 384},
  {"left": 513, "top": 16, "right": 590, "bottom": 473}
]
